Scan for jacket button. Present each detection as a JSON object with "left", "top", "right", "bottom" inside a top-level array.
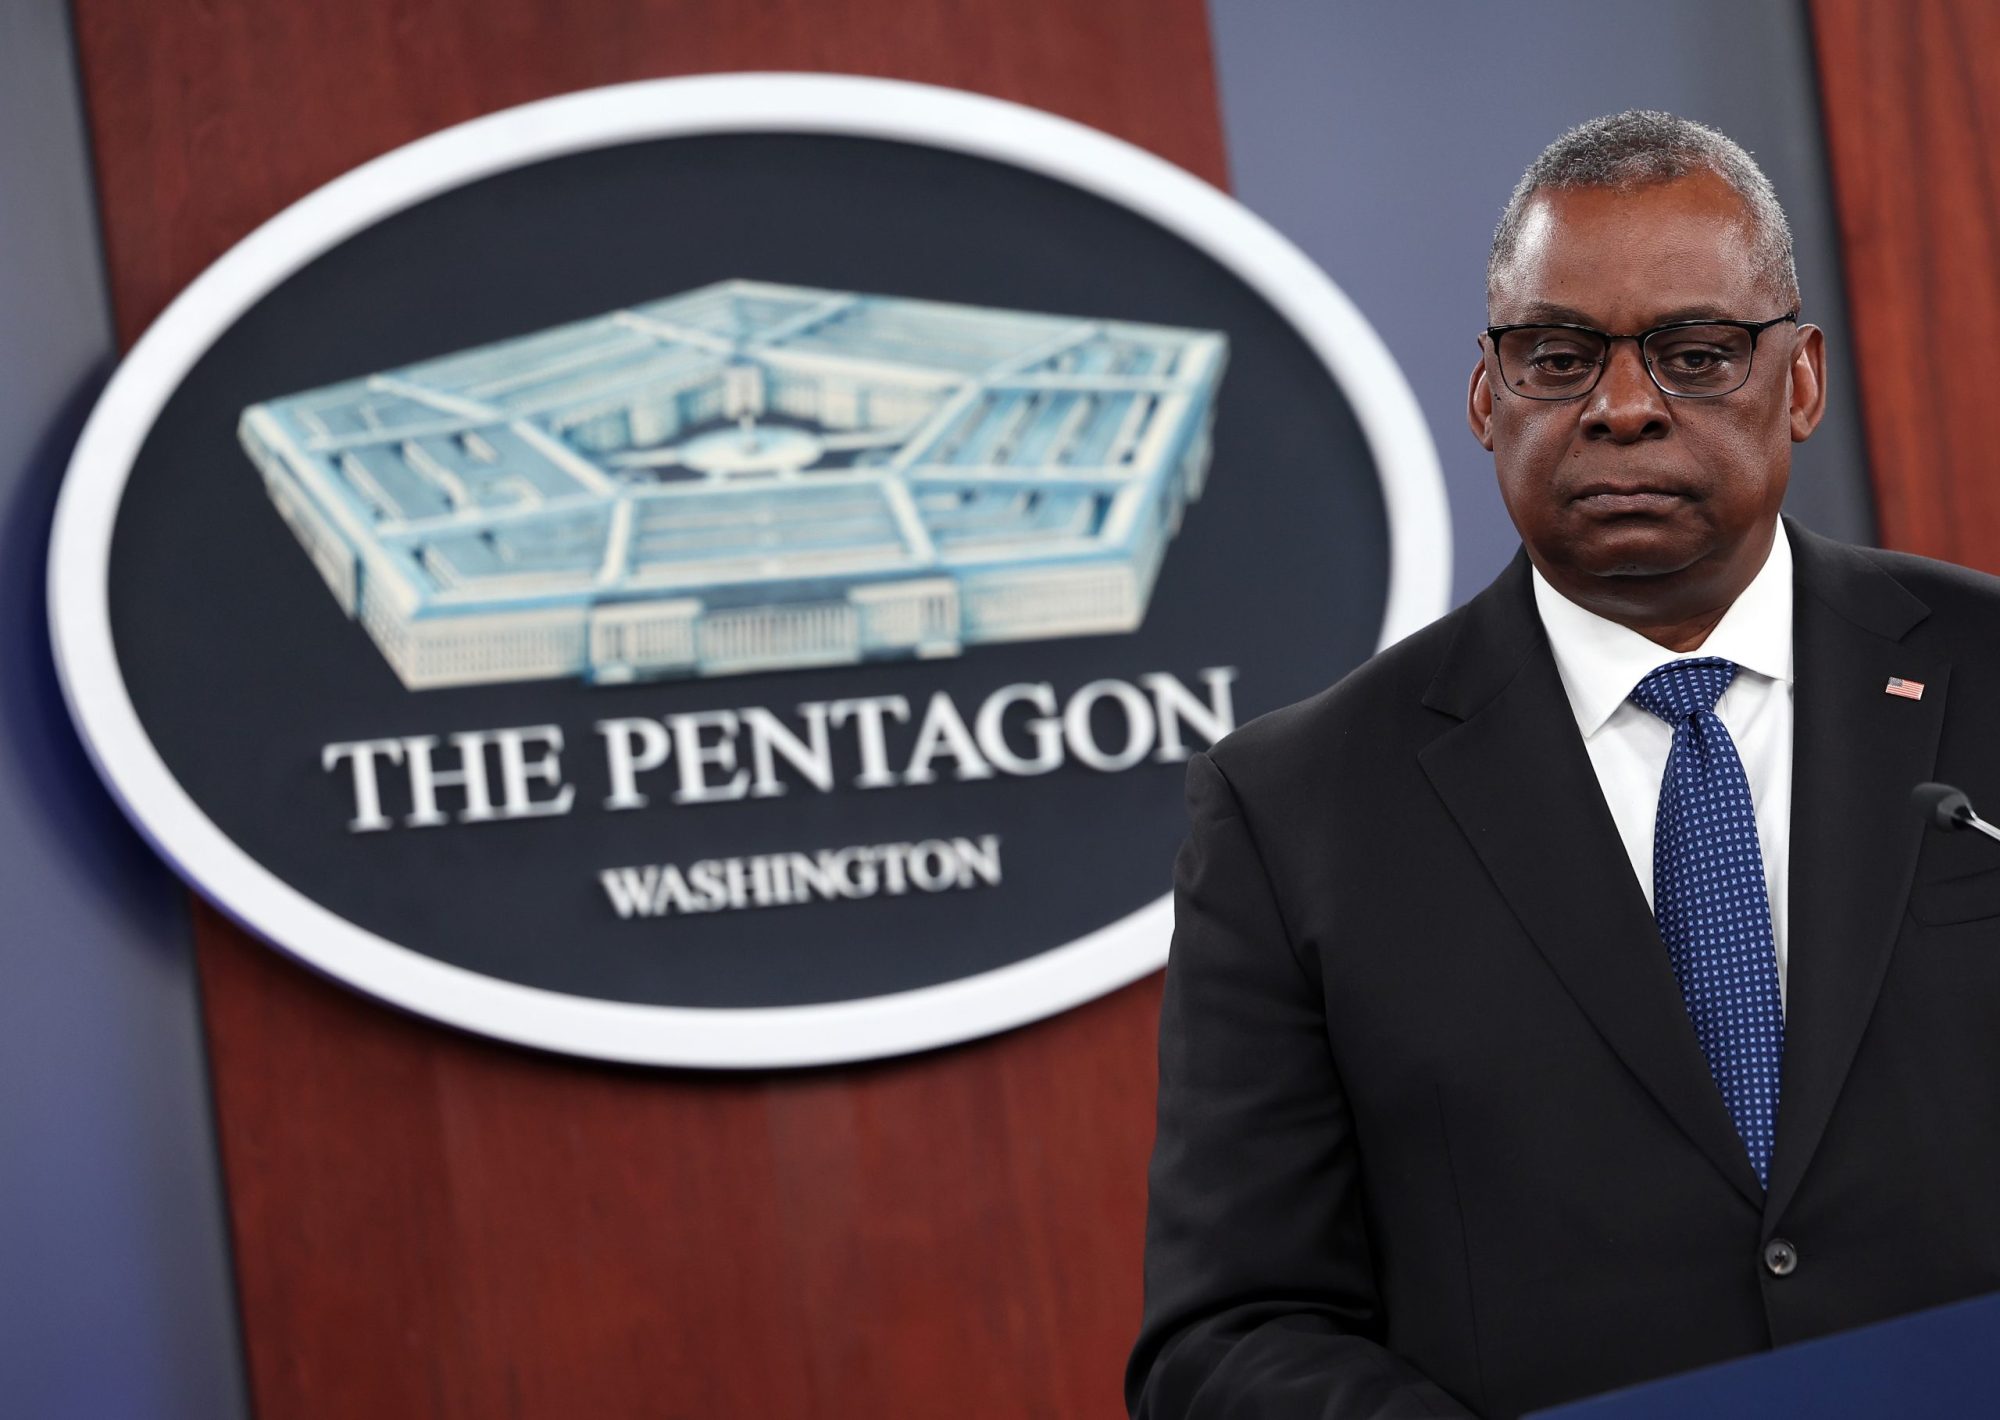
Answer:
[{"left": 1763, "top": 1238, "right": 1799, "bottom": 1277}]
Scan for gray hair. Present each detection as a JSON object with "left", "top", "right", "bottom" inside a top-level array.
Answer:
[{"left": 1487, "top": 110, "right": 1798, "bottom": 308}]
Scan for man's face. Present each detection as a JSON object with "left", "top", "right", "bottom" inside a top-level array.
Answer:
[{"left": 1468, "top": 171, "right": 1824, "bottom": 623}]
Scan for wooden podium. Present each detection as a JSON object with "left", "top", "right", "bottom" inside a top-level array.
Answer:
[{"left": 67, "top": 1, "right": 1225, "bottom": 1413}]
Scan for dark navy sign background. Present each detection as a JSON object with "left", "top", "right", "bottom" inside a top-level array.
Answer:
[
  {"left": 48, "top": 59, "right": 1450, "bottom": 1068},
  {"left": 108, "top": 132, "right": 1389, "bottom": 1011}
]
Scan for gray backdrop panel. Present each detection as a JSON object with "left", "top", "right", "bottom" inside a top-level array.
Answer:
[{"left": 0, "top": 2, "right": 245, "bottom": 1417}]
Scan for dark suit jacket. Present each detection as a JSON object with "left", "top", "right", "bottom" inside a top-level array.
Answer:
[{"left": 1128, "top": 521, "right": 2000, "bottom": 1419}]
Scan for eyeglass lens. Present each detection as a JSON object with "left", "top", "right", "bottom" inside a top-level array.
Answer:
[{"left": 1496, "top": 324, "right": 1758, "bottom": 399}]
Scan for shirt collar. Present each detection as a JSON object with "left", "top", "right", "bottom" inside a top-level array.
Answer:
[{"left": 1530, "top": 521, "right": 1795, "bottom": 739}]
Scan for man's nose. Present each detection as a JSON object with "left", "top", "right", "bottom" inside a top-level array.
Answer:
[{"left": 1582, "top": 340, "right": 1670, "bottom": 442}]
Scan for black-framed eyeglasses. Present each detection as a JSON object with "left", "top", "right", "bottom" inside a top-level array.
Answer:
[{"left": 1484, "top": 311, "right": 1798, "bottom": 400}]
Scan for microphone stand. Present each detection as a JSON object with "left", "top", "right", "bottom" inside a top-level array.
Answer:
[{"left": 1912, "top": 781, "right": 2000, "bottom": 843}]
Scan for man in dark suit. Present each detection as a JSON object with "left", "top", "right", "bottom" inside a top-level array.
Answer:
[{"left": 1128, "top": 111, "right": 2000, "bottom": 1419}]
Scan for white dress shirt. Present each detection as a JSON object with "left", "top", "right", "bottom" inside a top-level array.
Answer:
[{"left": 1530, "top": 524, "right": 1795, "bottom": 1006}]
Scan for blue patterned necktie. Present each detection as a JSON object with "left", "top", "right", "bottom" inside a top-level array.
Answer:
[{"left": 1630, "top": 657, "right": 1785, "bottom": 1187}]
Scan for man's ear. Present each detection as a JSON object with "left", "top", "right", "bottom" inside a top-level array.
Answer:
[
  {"left": 1467, "top": 342, "right": 1496, "bottom": 451},
  {"left": 1789, "top": 324, "right": 1827, "bottom": 442}
]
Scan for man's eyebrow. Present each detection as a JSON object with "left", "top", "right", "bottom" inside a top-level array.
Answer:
[
  {"left": 1500, "top": 302, "right": 1601, "bottom": 325},
  {"left": 1647, "top": 305, "right": 1744, "bottom": 324}
]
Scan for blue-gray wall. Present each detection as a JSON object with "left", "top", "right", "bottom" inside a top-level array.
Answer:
[
  {"left": 0, "top": 2, "right": 246, "bottom": 1417},
  {"left": 0, "top": 2, "right": 1867, "bottom": 1413},
  {"left": 1208, "top": 0, "right": 1875, "bottom": 602}
]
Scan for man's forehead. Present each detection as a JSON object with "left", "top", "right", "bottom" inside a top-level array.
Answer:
[{"left": 1490, "top": 174, "right": 1769, "bottom": 323}]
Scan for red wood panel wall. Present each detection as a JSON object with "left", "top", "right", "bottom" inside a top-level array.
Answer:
[
  {"left": 1811, "top": 0, "right": 2000, "bottom": 568},
  {"left": 68, "top": 4, "right": 1225, "bottom": 1414}
]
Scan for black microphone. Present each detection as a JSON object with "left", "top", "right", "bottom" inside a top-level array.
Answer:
[{"left": 1912, "top": 782, "right": 2000, "bottom": 844}]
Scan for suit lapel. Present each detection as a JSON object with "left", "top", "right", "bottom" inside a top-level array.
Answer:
[
  {"left": 1419, "top": 556, "right": 1765, "bottom": 1208},
  {"left": 1764, "top": 523, "right": 1947, "bottom": 1222}
]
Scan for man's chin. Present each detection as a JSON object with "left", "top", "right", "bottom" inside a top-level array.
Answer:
[{"left": 1564, "top": 527, "right": 1711, "bottom": 581}]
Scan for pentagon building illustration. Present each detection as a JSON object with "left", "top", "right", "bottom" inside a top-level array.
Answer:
[{"left": 238, "top": 280, "right": 1227, "bottom": 689}]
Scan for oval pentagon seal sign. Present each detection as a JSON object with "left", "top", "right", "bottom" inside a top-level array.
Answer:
[{"left": 48, "top": 74, "right": 1448, "bottom": 1067}]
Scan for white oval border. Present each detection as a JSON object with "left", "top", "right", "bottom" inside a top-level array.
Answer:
[{"left": 48, "top": 74, "right": 1449, "bottom": 1068}]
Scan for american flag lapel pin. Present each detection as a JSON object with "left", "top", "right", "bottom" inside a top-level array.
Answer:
[{"left": 1886, "top": 676, "right": 1926, "bottom": 700}]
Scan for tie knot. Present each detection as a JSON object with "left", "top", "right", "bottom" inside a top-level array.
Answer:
[{"left": 1630, "top": 656, "right": 1738, "bottom": 723}]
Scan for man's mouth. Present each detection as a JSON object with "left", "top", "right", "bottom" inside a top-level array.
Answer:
[{"left": 1570, "top": 481, "right": 1691, "bottom": 515}]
